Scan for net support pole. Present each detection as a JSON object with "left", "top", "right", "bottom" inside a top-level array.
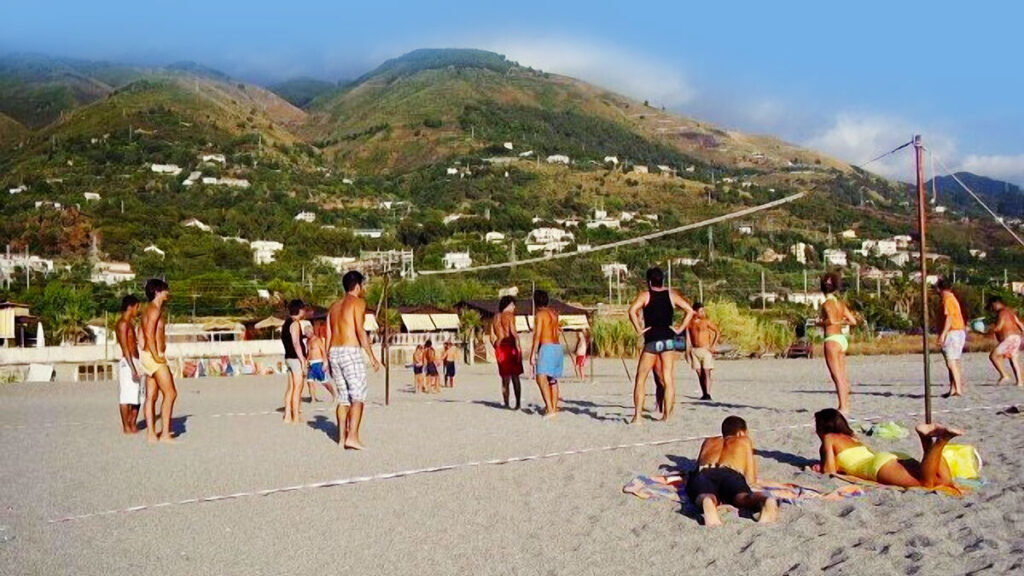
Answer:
[
  {"left": 382, "top": 272, "right": 391, "bottom": 407},
  {"left": 914, "top": 135, "right": 933, "bottom": 424}
]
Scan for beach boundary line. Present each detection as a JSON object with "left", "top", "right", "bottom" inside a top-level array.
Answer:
[{"left": 46, "top": 403, "right": 1010, "bottom": 525}]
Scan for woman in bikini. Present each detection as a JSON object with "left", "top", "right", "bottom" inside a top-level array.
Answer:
[
  {"left": 819, "top": 272, "right": 857, "bottom": 414},
  {"left": 814, "top": 408, "right": 962, "bottom": 490}
]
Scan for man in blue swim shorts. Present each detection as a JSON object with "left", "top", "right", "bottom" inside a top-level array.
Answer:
[{"left": 530, "top": 290, "right": 563, "bottom": 418}]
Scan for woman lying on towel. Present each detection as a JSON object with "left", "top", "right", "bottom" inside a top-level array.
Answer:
[{"left": 814, "top": 408, "right": 963, "bottom": 489}]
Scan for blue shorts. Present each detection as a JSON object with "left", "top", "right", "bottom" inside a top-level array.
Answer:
[
  {"left": 307, "top": 361, "right": 326, "bottom": 382},
  {"left": 445, "top": 362, "right": 456, "bottom": 378},
  {"left": 536, "top": 344, "right": 564, "bottom": 379}
]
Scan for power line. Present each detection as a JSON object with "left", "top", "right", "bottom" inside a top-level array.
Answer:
[
  {"left": 418, "top": 192, "right": 807, "bottom": 276},
  {"left": 928, "top": 150, "right": 1024, "bottom": 249},
  {"left": 855, "top": 138, "right": 914, "bottom": 170}
]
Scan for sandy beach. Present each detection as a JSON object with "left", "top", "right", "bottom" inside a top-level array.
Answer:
[{"left": 1, "top": 353, "right": 1022, "bottom": 575}]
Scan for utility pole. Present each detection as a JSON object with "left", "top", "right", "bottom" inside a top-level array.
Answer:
[
  {"left": 698, "top": 278, "right": 704, "bottom": 303},
  {"left": 382, "top": 272, "right": 390, "bottom": 406},
  {"left": 876, "top": 276, "right": 882, "bottom": 299},
  {"left": 1004, "top": 268, "right": 1009, "bottom": 287},
  {"left": 856, "top": 270, "right": 861, "bottom": 294},
  {"left": 803, "top": 268, "right": 808, "bottom": 295},
  {"left": 708, "top": 228, "right": 714, "bottom": 263},
  {"left": 616, "top": 269, "right": 622, "bottom": 306},
  {"left": 24, "top": 246, "right": 30, "bottom": 289},
  {"left": 760, "top": 270, "right": 766, "bottom": 311},
  {"left": 667, "top": 260, "right": 673, "bottom": 290},
  {"left": 913, "top": 135, "right": 933, "bottom": 424}
]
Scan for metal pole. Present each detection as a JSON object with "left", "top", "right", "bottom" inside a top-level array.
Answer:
[
  {"left": 914, "top": 135, "right": 933, "bottom": 424},
  {"left": 761, "top": 270, "right": 766, "bottom": 311},
  {"left": 382, "top": 273, "right": 390, "bottom": 406},
  {"left": 698, "top": 278, "right": 704, "bottom": 303}
]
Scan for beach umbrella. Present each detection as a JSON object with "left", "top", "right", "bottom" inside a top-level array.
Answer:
[{"left": 36, "top": 322, "right": 45, "bottom": 348}]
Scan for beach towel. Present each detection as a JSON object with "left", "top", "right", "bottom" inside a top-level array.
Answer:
[
  {"left": 824, "top": 473, "right": 969, "bottom": 497},
  {"left": 623, "top": 473, "right": 865, "bottom": 510},
  {"left": 858, "top": 421, "right": 910, "bottom": 439}
]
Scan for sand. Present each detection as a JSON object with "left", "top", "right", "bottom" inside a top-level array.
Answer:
[{"left": 1, "top": 353, "right": 1022, "bottom": 575}]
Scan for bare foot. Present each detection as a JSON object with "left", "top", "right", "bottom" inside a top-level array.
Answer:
[
  {"left": 701, "top": 498, "right": 723, "bottom": 527},
  {"left": 916, "top": 423, "right": 965, "bottom": 439},
  {"left": 146, "top": 433, "right": 159, "bottom": 443},
  {"left": 159, "top": 435, "right": 176, "bottom": 445},
  {"left": 629, "top": 417, "right": 643, "bottom": 426},
  {"left": 543, "top": 412, "right": 557, "bottom": 420},
  {"left": 344, "top": 438, "right": 365, "bottom": 450},
  {"left": 758, "top": 498, "right": 779, "bottom": 524},
  {"left": 996, "top": 377, "right": 1011, "bottom": 385}
]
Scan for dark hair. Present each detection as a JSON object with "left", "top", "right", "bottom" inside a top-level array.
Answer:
[
  {"left": 987, "top": 295, "right": 1005, "bottom": 310},
  {"left": 144, "top": 278, "right": 168, "bottom": 302},
  {"left": 288, "top": 299, "right": 305, "bottom": 316},
  {"left": 820, "top": 272, "right": 841, "bottom": 294},
  {"left": 424, "top": 339, "right": 432, "bottom": 347},
  {"left": 342, "top": 270, "right": 365, "bottom": 292},
  {"left": 120, "top": 294, "right": 140, "bottom": 312},
  {"left": 721, "top": 416, "right": 747, "bottom": 437},
  {"left": 646, "top": 267, "right": 664, "bottom": 288},
  {"left": 498, "top": 295, "right": 516, "bottom": 312},
  {"left": 814, "top": 408, "right": 855, "bottom": 436},
  {"left": 693, "top": 302, "right": 704, "bottom": 311},
  {"left": 935, "top": 277, "right": 953, "bottom": 291},
  {"left": 534, "top": 289, "right": 549, "bottom": 308}
]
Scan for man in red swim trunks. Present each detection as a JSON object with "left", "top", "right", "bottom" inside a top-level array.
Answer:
[{"left": 490, "top": 296, "right": 523, "bottom": 409}]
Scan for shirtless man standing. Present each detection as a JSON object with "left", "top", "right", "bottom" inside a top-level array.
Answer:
[
  {"left": 412, "top": 344, "right": 426, "bottom": 393},
  {"left": 442, "top": 341, "right": 458, "bottom": 388},
  {"left": 490, "top": 296, "right": 523, "bottom": 409},
  {"left": 688, "top": 416, "right": 778, "bottom": 526},
  {"left": 325, "top": 270, "right": 381, "bottom": 450},
  {"left": 687, "top": 303, "right": 721, "bottom": 401},
  {"left": 305, "top": 324, "right": 335, "bottom": 403},
  {"left": 986, "top": 296, "right": 1024, "bottom": 386},
  {"left": 141, "top": 279, "right": 177, "bottom": 444},
  {"left": 115, "top": 295, "right": 143, "bottom": 434},
  {"left": 529, "top": 290, "right": 562, "bottom": 418}
]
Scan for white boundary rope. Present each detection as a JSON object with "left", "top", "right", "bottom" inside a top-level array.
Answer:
[
  {"left": 417, "top": 192, "right": 806, "bottom": 275},
  {"left": 47, "top": 402, "right": 1011, "bottom": 524}
]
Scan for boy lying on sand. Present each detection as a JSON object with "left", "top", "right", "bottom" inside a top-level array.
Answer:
[
  {"left": 687, "top": 416, "right": 779, "bottom": 526},
  {"left": 814, "top": 408, "right": 962, "bottom": 489}
]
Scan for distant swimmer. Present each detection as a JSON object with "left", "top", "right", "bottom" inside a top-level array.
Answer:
[
  {"left": 573, "top": 329, "right": 589, "bottom": 380},
  {"left": 936, "top": 278, "right": 967, "bottom": 398},
  {"left": 442, "top": 341, "right": 458, "bottom": 388},
  {"left": 325, "top": 271, "right": 381, "bottom": 450},
  {"left": 115, "top": 295, "right": 144, "bottom": 434},
  {"left": 986, "top": 296, "right": 1024, "bottom": 387},
  {"left": 687, "top": 302, "right": 720, "bottom": 401},
  {"left": 412, "top": 344, "right": 426, "bottom": 393},
  {"left": 687, "top": 416, "right": 778, "bottom": 526},
  {"left": 304, "top": 323, "right": 336, "bottom": 403},
  {"left": 424, "top": 340, "right": 440, "bottom": 393},
  {"left": 529, "top": 290, "right": 562, "bottom": 418},
  {"left": 819, "top": 272, "right": 856, "bottom": 414},
  {"left": 490, "top": 296, "right": 524, "bottom": 409},
  {"left": 281, "top": 299, "right": 308, "bottom": 423},
  {"left": 628, "top": 267, "right": 695, "bottom": 424},
  {"left": 141, "top": 279, "right": 177, "bottom": 444}
]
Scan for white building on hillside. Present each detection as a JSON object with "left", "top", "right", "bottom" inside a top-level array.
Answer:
[
  {"left": 8, "top": 185, "right": 27, "bottom": 194},
  {"left": 151, "top": 164, "right": 183, "bottom": 176},
  {"left": 442, "top": 252, "right": 472, "bottom": 270},
  {"left": 823, "top": 249, "right": 848, "bottom": 267},
  {"left": 889, "top": 252, "right": 911, "bottom": 267},
  {"left": 673, "top": 257, "right": 702, "bottom": 267},
  {"left": 787, "top": 292, "right": 827, "bottom": 309},
  {"left": 527, "top": 228, "right": 574, "bottom": 245},
  {"left": 251, "top": 241, "right": 284, "bottom": 265},
  {"left": 633, "top": 165, "right": 649, "bottom": 174},
  {"left": 790, "top": 242, "right": 809, "bottom": 265},
  {"left": 354, "top": 229, "right": 384, "bottom": 239},
  {"left": 0, "top": 253, "right": 54, "bottom": 276},
  {"left": 182, "top": 218, "right": 212, "bottom": 232},
  {"left": 484, "top": 232, "right": 506, "bottom": 244},
  {"left": 841, "top": 229, "right": 858, "bottom": 239},
  {"left": 737, "top": 225, "right": 753, "bottom": 235},
  {"left": 604, "top": 156, "right": 619, "bottom": 166},
  {"left": 91, "top": 261, "right": 136, "bottom": 285},
  {"left": 84, "top": 192, "right": 101, "bottom": 201},
  {"left": 295, "top": 212, "right": 316, "bottom": 223},
  {"left": 601, "top": 263, "right": 628, "bottom": 278},
  {"left": 546, "top": 154, "right": 570, "bottom": 165},
  {"left": 201, "top": 154, "right": 226, "bottom": 164},
  {"left": 316, "top": 256, "right": 358, "bottom": 274},
  {"left": 144, "top": 245, "right": 166, "bottom": 258},
  {"left": 861, "top": 239, "right": 898, "bottom": 257}
]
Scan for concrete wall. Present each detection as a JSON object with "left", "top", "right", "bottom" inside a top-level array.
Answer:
[{"left": 0, "top": 340, "right": 286, "bottom": 366}]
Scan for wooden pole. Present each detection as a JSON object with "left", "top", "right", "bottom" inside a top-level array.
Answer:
[
  {"left": 382, "top": 273, "right": 390, "bottom": 406},
  {"left": 914, "top": 135, "right": 933, "bottom": 424}
]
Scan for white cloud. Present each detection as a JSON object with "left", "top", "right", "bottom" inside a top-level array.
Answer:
[
  {"left": 803, "top": 113, "right": 956, "bottom": 182},
  {"left": 960, "top": 154, "right": 1024, "bottom": 185},
  {"left": 484, "top": 38, "right": 695, "bottom": 108}
]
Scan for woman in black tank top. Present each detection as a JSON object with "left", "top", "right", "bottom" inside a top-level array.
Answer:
[
  {"left": 282, "top": 300, "right": 308, "bottom": 424},
  {"left": 627, "top": 267, "right": 695, "bottom": 424}
]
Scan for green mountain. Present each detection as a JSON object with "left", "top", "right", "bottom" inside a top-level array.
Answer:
[
  {"left": 0, "top": 49, "right": 1020, "bottom": 320},
  {"left": 929, "top": 172, "right": 1024, "bottom": 218}
]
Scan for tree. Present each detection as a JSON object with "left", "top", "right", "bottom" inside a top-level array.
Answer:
[{"left": 36, "top": 281, "right": 97, "bottom": 345}]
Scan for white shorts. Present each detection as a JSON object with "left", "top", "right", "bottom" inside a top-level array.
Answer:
[
  {"left": 118, "top": 358, "right": 144, "bottom": 405},
  {"left": 329, "top": 347, "right": 368, "bottom": 406},
  {"left": 942, "top": 330, "right": 966, "bottom": 360}
]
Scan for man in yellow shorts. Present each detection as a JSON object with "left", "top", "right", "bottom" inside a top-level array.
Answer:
[
  {"left": 141, "top": 278, "right": 178, "bottom": 444},
  {"left": 687, "top": 303, "right": 720, "bottom": 401}
]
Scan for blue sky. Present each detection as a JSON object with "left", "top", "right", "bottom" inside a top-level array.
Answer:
[{"left": 3, "top": 0, "right": 1023, "bottom": 183}]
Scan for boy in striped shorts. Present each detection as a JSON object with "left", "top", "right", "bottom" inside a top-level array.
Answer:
[{"left": 325, "top": 270, "right": 381, "bottom": 450}]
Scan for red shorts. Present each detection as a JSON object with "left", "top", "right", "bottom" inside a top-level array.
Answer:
[
  {"left": 495, "top": 338, "right": 524, "bottom": 378},
  {"left": 575, "top": 355, "right": 586, "bottom": 368}
]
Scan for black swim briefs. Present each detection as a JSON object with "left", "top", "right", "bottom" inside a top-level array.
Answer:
[{"left": 685, "top": 466, "right": 752, "bottom": 507}]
